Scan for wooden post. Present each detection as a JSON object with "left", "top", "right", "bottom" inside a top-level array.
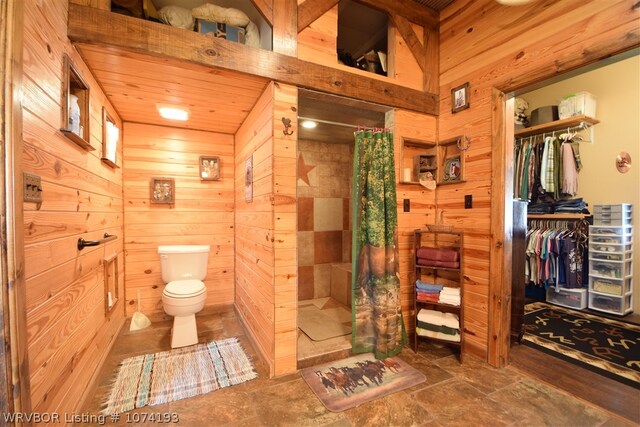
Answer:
[
  {"left": 1, "top": 0, "right": 32, "bottom": 416},
  {"left": 273, "top": 0, "right": 297, "bottom": 56}
]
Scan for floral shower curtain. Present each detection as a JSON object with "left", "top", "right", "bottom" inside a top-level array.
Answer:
[{"left": 351, "top": 129, "right": 406, "bottom": 359}]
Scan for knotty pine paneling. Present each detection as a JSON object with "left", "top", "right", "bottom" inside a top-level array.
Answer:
[
  {"left": 388, "top": 109, "right": 438, "bottom": 332},
  {"left": 235, "top": 82, "right": 277, "bottom": 376},
  {"left": 437, "top": 0, "right": 640, "bottom": 361},
  {"left": 297, "top": 4, "right": 424, "bottom": 91},
  {"left": 22, "top": 0, "right": 125, "bottom": 414},
  {"left": 123, "top": 123, "right": 235, "bottom": 317}
]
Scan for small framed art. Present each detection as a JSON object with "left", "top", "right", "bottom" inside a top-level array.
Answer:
[
  {"left": 451, "top": 82, "right": 470, "bottom": 113},
  {"left": 150, "top": 177, "right": 175, "bottom": 204},
  {"left": 442, "top": 155, "right": 462, "bottom": 183},
  {"left": 199, "top": 156, "right": 221, "bottom": 180}
]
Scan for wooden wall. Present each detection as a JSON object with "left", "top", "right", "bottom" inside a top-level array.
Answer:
[
  {"left": 438, "top": 0, "right": 640, "bottom": 360},
  {"left": 22, "top": 0, "right": 125, "bottom": 413},
  {"left": 235, "top": 83, "right": 277, "bottom": 375},
  {"left": 388, "top": 109, "right": 438, "bottom": 332},
  {"left": 122, "top": 123, "right": 235, "bottom": 317},
  {"left": 297, "top": 5, "right": 424, "bottom": 90}
]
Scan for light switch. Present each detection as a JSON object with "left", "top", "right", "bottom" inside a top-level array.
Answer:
[{"left": 24, "top": 172, "right": 42, "bottom": 203}]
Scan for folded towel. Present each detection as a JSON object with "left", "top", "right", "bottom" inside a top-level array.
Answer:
[
  {"left": 417, "top": 309, "right": 459, "bottom": 329},
  {"left": 416, "top": 247, "right": 459, "bottom": 262},
  {"left": 417, "top": 292, "right": 439, "bottom": 303},
  {"left": 417, "top": 258, "right": 460, "bottom": 269},
  {"left": 438, "top": 295, "right": 461, "bottom": 306},
  {"left": 440, "top": 287, "right": 460, "bottom": 296},
  {"left": 416, "top": 281, "right": 444, "bottom": 292},
  {"left": 416, "top": 327, "right": 461, "bottom": 342},
  {"left": 416, "top": 320, "right": 458, "bottom": 336}
]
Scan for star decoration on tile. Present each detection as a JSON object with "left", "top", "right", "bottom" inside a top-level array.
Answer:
[{"left": 297, "top": 153, "right": 315, "bottom": 186}]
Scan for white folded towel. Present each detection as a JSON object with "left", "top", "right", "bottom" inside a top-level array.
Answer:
[
  {"left": 416, "top": 327, "right": 461, "bottom": 342},
  {"left": 417, "top": 309, "right": 459, "bottom": 329},
  {"left": 440, "top": 287, "right": 461, "bottom": 296}
]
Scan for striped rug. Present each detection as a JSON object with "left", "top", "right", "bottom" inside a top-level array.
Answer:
[{"left": 102, "top": 337, "right": 257, "bottom": 415}]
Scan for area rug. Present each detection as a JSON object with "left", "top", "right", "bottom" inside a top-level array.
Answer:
[
  {"left": 102, "top": 337, "right": 257, "bottom": 415},
  {"left": 298, "top": 305, "right": 352, "bottom": 341},
  {"left": 300, "top": 353, "right": 426, "bottom": 412},
  {"left": 523, "top": 301, "right": 640, "bottom": 389}
]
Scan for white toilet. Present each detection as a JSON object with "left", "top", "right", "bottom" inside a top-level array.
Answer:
[{"left": 158, "top": 245, "right": 210, "bottom": 348}]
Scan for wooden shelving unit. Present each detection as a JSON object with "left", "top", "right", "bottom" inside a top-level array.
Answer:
[
  {"left": 413, "top": 229, "right": 464, "bottom": 361},
  {"left": 515, "top": 115, "right": 599, "bottom": 138}
]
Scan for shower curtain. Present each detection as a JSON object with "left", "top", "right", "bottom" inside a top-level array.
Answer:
[{"left": 351, "top": 129, "right": 406, "bottom": 359}]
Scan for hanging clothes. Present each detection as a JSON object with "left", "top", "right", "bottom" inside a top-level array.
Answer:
[
  {"left": 351, "top": 129, "right": 406, "bottom": 359},
  {"left": 561, "top": 142, "right": 579, "bottom": 196}
]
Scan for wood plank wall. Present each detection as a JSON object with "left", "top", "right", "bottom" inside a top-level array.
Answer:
[
  {"left": 235, "top": 83, "right": 277, "bottom": 376},
  {"left": 438, "top": 0, "right": 640, "bottom": 360},
  {"left": 388, "top": 109, "right": 438, "bottom": 332},
  {"left": 297, "top": 4, "right": 424, "bottom": 90},
  {"left": 122, "top": 123, "right": 235, "bottom": 317},
  {"left": 272, "top": 83, "right": 298, "bottom": 376},
  {"left": 22, "top": 0, "right": 125, "bottom": 413}
]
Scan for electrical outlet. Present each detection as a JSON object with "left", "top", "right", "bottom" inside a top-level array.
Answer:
[
  {"left": 464, "top": 194, "right": 472, "bottom": 209},
  {"left": 403, "top": 199, "right": 410, "bottom": 212},
  {"left": 24, "top": 172, "right": 43, "bottom": 203}
]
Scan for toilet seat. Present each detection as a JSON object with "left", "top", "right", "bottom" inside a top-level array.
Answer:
[{"left": 164, "top": 279, "right": 206, "bottom": 298}]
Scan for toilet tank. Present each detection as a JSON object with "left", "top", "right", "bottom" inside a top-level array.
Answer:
[{"left": 158, "top": 245, "right": 210, "bottom": 283}]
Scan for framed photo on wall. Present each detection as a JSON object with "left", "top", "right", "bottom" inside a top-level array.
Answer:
[
  {"left": 199, "top": 156, "right": 221, "bottom": 180},
  {"left": 150, "top": 177, "right": 175, "bottom": 204},
  {"left": 442, "top": 155, "right": 462, "bottom": 183},
  {"left": 451, "top": 82, "right": 470, "bottom": 113}
]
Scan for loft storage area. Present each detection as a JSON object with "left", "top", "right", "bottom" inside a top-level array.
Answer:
[
  {"left": 110, "top": 0, "right": 273, "bottom": 51},
  {"left": 337, "top": 0, "right": 388, "bottom": 76}
]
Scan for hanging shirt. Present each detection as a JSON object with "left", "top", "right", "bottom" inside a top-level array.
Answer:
[
  {"left": 540, "top": 137, "right": 550, "bottom": 191},
  {"left": 562, "top": 142, "right": 579, "bottom": 196}
]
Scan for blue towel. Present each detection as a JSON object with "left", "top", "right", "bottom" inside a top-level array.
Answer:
[{"left": 416, "top": 280, "right": 443, "bottom": 292}]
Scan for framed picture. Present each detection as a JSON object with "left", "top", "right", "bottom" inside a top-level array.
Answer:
[
  {"left": 442, "top": 155, "right": 462, "bottom": 183},
  {"left": 199, "top": 156, "right": 221, "bottom": 180},
  {"left": 150, "top": 177, "right": 175, "bottom": 204},
  {"left": 451, "top": 82, "right": 470, "bottom": 113},
  {"left": 101, "top": 107, "right": 119, "bottom": 167}
]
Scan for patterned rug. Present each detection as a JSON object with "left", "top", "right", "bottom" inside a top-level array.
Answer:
[
  {"left": 102, "top": 337, "right": 257, "bottom": 415},
  {"left": 523, "top": 302, "right": 640, "bottom": 389},
  {"left": 300, "top": 353, "right": 426, "bottom": 412}
]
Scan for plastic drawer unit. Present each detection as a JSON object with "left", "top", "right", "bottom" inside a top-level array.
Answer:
[
  {"left": 546, "top": 287, "right": 587, "bottom": 310},
  {"left": 589, "top": 276, "right": 633, "bottom": 297},
  {"left": 588, "top": 292, "right": 633, "bottom": 316}
]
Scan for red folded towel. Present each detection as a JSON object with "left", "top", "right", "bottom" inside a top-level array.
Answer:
[
  {"left": 416, "top": 247, "right": 459, "bottom": 262},
  {"left": 417, "top": 258, "right": 460, "bottom": 269}
]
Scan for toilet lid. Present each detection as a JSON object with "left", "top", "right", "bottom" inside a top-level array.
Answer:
[{"left": 164, "top": 280, "right": 206, "bottom": 297}]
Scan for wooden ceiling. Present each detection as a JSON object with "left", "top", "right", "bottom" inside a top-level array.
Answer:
[{"left": 77, "top": 43, "right": 269, "bottom": 134}]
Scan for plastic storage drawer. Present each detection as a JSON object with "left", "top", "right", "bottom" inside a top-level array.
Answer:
[
  {"left": 589, "top": 259, "right": 633, "bottom": 279},
  {"left": 590, "top": 234, "right": 633, "bottom": 246},
  {"left": 589, "top": 276, "right": 632, "bottom": 296},
  {"left": 546, "top": 287, "right": 587, "bottom": 310},
  {"left": 589, "top": 247, "right": 633, "bottom": 261},
  {"left": 588, "top": 292, "right": 633, "bottom": 315},
  {"left": 594, "top": 204, "right": 632, "bottom": 215},
  {"left": 594, "top": 211, "right": 633, "bottom": 226},
  {"left": 589, "top": 225, "right": 633, "bottom": 236}
]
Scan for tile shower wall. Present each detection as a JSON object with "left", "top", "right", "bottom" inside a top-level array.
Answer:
[{"left": 297, "top": 139, "right": 353, "bottom": 300}]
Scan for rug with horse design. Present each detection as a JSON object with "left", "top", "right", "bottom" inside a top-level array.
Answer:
[{"left": 300, "top": 353, "right": 426, "bottom": 412}]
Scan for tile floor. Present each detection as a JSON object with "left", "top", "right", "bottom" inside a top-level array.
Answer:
[{"left": 83, "top": 305, "right": 637, "bottom": 427}]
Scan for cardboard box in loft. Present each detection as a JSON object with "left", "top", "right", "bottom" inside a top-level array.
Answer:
[{"left": 195, "top": 19, "right": 246, "bottom": 44}]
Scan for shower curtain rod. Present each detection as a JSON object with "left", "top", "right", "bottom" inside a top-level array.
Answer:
[{"left": 298, "top": 116, "right": 387, "bottom": 130}]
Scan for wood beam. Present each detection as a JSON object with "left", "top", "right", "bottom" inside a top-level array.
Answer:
[
  {"left": 297, "top": 0, "right": 339, "bottom": 33},
  {"left": 389, "top": 14, "right": 426, "bottom": 73},
  {"left": 423, "top": 26, "right": 439, "bottom": 94},
  {"left": 68, "top": 4, "right": 438, "bottom": 115},
  {"left": 249, "top": 0, "right": 274, "bottom": 27},
  {"left": 356, "top": 0, "right": 438, "bottom": 29},
  {"left": 273, "top": 0, "right": 297, "bottom": 56}
]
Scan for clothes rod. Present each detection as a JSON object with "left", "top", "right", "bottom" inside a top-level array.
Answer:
[{"left": 298, "top": 116, "right": 367, "bottom": 129}]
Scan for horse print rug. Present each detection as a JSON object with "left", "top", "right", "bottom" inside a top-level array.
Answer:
[
  {"left": 300, "top": 353, "right": 426, "bottom": 412},
  {"left": 102, "top": 337, "right": 257, "bottom": 415}
]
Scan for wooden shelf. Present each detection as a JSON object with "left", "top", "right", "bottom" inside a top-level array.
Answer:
[
  {"left": 527, "top": 213, "right": 591, "bottom": 220},
  {"left": 415, "top": 334, "right": 462, "bottom": 347},
  {"left": 60, "top": 129, "right": 95, "bottom": 151},
  {"left": 416, "top": 300, "right": 461, "bottom": 310},
  {"left": 416, "top": 265, "right": 460, "bottom": 272},
  {"left": 515, "top": 115, "right": 599, "bottom": 138}
]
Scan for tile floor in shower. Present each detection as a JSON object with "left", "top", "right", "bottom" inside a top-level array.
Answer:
[{"left": 297, "top": 297, "right": 352, "bottom": 368}]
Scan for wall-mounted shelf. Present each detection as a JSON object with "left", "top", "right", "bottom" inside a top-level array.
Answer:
[
  {"left": 437, "top": 136, "right": 466, "bottom": 185},
  {"left": 515, "top": 115, "right": 599, "bottom": 138},
  {"left": 527, "top": 213, "right": 591, "bottom": 220},
  {"left": 101, "top": 107, "right": 120, "bottom": 168},
  {"left": 400, "top": 137, "right": 437, "bottom": 185},
  {"left": 60, "top": 54, "right": 93, "bottom": 150}
]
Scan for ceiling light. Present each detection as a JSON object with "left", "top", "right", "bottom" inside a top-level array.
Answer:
[
  {"left": 301, "top": 120, "right": 317, "bottom": 129},
  {"left": 157, "top": 104, "right": 189, "bottom": 121}
]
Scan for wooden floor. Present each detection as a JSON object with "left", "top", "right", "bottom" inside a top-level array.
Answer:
[{"left": 510, "top": 309, "right": 640, "bottom": 424}]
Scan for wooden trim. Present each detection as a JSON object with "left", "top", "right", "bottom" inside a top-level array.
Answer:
[
  {"left": 273, "top": 0, "right": 298, "bottom": 56},
  {"left": 68, "top": 3, "right": 438, "bottom": 115},
  {"left": 0, "top": 0, "right": 31, "bottom": 414},
  {"left": 389, "top": 14, "right": 425, "bottom": 73},
  {"left": 249, "top": 0, "right": 274, "bottom": 27},
  {"left": 297, "top": 0, "right": 339, "bottom": 33},
  {"left": 356, "top": 0, "right": 438, "bottom": 29},
  {"left": 488, "top": 88, "right": 513, "bottom": 368}
]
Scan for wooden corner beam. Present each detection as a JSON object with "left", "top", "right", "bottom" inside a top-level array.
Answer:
[
  {"left": 249, "top": 0, "right": 274, "bottom": 27},
  {"left": 390, "top": 14, "right": 426, "bottom": 73},
  {"left": 68, "top": 4, "right": 438, "bottom": 115},
  {"left": 298, "top": 0, "right": 339, "bottom": 32}
]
